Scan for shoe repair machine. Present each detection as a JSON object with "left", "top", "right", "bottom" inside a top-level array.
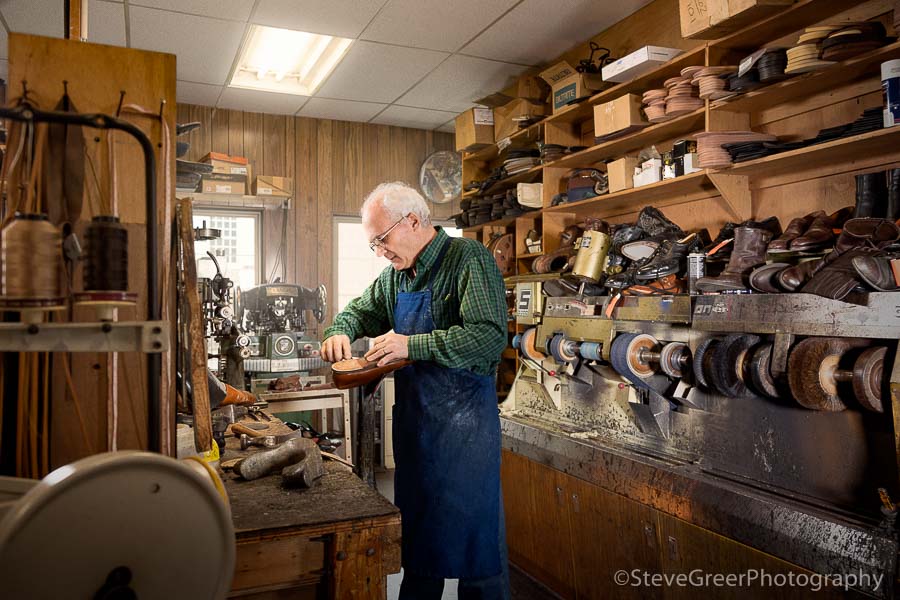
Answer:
[{"left": 237, "top": 283, "right": 328, "bottom": 393}]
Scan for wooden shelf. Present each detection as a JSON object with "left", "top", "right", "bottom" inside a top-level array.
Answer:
[
  {"left": 544, "top": 170, "right": 718, "bottom": 219},
  {"left": 463, "top": 165, "right": 543, "bottom": 199},
  {"left": 462, "top": 122, "right": 542, "bottom": 164},
  {"left": 710, "top": 0, "right": 871, "bottom": 50},
  {"left": 182, "top": 192, "right": 290, "bottom": 210},
  {"left": 517, "top": 252, "right": 542, "bottom": 259},
  {"left": 546, "top": 108, "right": 705, "bottom": 169},
  {"left": 542, "top": 46, "right": 707, "bottom": 126},
  {"left": 462, "top": 214, "right": 518, "bottom": 233},
  {"left": 723, "top": 126, "right": 900, "bottom": 179},
  {"left": 712, "top": 41, "right": 900, "bottom": 114}
]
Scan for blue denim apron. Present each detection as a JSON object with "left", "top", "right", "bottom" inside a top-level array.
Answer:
[{"left": 392, "top": 238, "right": 502, "bottom": 578}]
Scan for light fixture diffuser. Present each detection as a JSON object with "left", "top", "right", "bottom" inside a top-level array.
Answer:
[{"left": 229, "top": 25, "right": 352, "bottom": 96}]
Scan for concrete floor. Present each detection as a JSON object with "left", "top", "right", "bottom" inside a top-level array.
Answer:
[{"left": 375, "top": 470, "right": 557, "bottom": 600}]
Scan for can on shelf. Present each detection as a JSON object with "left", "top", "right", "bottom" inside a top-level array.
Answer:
[
  {"left": 687, "top": 253, "right": 705, "bottom": 295},
  {"left": 882, "top": 59, "right": 900, "bottom": 128}
]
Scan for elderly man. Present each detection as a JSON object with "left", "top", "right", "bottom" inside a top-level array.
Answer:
[{"left": 321, "top": 182, "right": 509, "bottom": 599}]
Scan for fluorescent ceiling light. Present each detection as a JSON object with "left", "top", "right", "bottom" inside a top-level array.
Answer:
[{"left": 230, "top": 25, "right": 352, "bottom": 96}]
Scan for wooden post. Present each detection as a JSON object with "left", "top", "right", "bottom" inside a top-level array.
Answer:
[{"left": 65, "top": 0, "right": 86, "bottom": 41}]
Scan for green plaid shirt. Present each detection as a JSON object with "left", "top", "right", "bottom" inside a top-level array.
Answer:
[{"left": 323, "top": 227, "right": 507, "bottom": 376}]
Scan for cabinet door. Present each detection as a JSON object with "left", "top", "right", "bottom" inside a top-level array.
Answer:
[
  {"left": 565, "top": 475, "right": 663, "bottom": 600},
  {"left": 657, "top": 513, "right": 869, "bottom": 600}
]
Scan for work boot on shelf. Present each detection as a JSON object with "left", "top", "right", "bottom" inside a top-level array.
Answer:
[
  {"left": 887, "top": 168, "right": 900, "bottom": 222},
  {"left": 789, "top": 206, "right": 853, "bottom": 253},
  {"left": 852, "top": 254, "right": 898, "bottom": 291},
  {"left": 853, "top": 171, "right": 887, "bottom": 219},
  {"left": 695, "top": 226, "right": 772, "bottom": 292},
  {"left": 634, "top": 232, "right": 702, "bottom": 281}
]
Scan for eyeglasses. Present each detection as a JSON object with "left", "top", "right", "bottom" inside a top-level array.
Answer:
[{"left": 369, "top": 215, "right": 408, "bottom": 252}]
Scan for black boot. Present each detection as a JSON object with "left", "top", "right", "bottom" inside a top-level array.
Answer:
[
  {"left": 854, "top": 172, "right": 887, "bottom": 218},
  {"left": 887, "top": 168, "right": 900, "bottom": 222}
]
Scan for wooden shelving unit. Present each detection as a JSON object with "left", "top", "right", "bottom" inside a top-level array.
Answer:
[{"left": 462, "top": 164, "right": 543, "bottom": 199}]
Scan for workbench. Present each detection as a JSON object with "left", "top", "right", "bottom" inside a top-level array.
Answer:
[{"left": 222, "top": 420, "right": 401, "bottom": 599}]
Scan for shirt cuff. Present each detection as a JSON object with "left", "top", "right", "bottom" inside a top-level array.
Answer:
[
  {"left": 322, "top": 327, "right": 352, "bottom": 341},
  {"left": 407, "top": 334, "right": 431, "bottom": 361}
]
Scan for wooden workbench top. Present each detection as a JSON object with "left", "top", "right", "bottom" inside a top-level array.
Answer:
[{"left": 221, "top": 418, "right": 399, "bottom": 536}]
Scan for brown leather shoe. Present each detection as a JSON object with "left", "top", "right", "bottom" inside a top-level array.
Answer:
[
  {"left": 332, "top": 358, "right": 413, "bottom": 389},
  {"left": 852, "top": 254, "right": 898, "bottom": 291},
  {"left": 768, "top": 211, "right": 825, "bottom": 253},
  {"left": 749, "top": 262, "right": 791, "bottom": 293},
  {"left": 789, "top": 207, "right": 845, "bottom": 252},
  {"left": 696, "top": 226, "right": 771, "bottom": 292}
]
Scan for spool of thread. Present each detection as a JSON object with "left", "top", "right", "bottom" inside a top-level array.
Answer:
[
  {"left": 84, "top": 215, "right": 129, "bottom": 292},
  {"left": 882, "top": 59, "right": 900, "bottom": 128},
  {"left": 1, "top": 213, "right": 63, "bottom": 301}
]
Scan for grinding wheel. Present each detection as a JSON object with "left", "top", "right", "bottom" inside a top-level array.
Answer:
[
  {"left": 692, "top": 338, "right": 719, "bottom": 390},
  {"left": 659, "top": 342, "right": 690, "bottom": 378},
  {"left": 624, "top": 333, "right": 659, "bottom": 379},
  {"left": 520, "top": 328, "right": 547, "bottom": 362},
  {"left": 787, "top": 337, "right": 868, "bottom": 411},
  {"left": 488, "top": 233, "right": 515, "bottom": 277},
  {"left": 746, "top": 342, "right": 782, "bottom": 399},
  {"left": 549, "top": 334, "right": 579, "bottom": 363},
  {"left": 852, "top": 346, "right": 886, "bottom": 413},
  {"left": 711, "top": 333, "right": 761, "bottom": 398},
  {"left": 610, "top": 333, "right": 648, "bottom": 389}
]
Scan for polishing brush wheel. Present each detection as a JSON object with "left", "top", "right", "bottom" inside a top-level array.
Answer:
[
  {"left": 658, "top": 342, "right": 690, "bottom": 378},
  {"left": 692, "top": 338, "right": 718, "bottom": 390},
  {"left": 787, "top": 337, "right": 868, "bottom": 411},
  {"left": 746, "top": 343, "right": 782, "bottom": 399},
  {"left": 852, "top": 346, "right": 886, "bottom": 413},
  {"left": 520, "top": 327, "right": 547, "bottom": 362},
  {"left": 549, "top": 333, "right": 579, "bottom": 363},
  {"left": 709, "top": 333, "right": 760, "bottom": 398}
]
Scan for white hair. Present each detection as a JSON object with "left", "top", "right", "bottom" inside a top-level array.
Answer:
[{"left": 361, "top": 182, "right": 431, "bottom": 225}]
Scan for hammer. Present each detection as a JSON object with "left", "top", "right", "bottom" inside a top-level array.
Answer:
[{"left": 239, "top": 429, "right": 306, "bottom": 450}]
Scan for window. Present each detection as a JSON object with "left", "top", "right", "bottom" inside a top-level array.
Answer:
[
  {"left": 192, "top": 208, "right": 261, "bottom": 291},
  {"left": 333, "top": 218, "right": 461, "bottom": 311}
]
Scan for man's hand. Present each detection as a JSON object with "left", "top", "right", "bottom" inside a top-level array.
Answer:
[
  {"left": 322, "top": 334, "right": 352, "bottom": 362},
  {"left": 365, "top": 332, "right": 409, "bottom": 367}
]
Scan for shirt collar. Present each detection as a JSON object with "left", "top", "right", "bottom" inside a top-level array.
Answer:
[{"left": 408, "top": 227, "right": 447, "bottom": 279}]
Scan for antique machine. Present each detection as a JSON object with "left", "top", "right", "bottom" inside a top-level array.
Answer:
[
  {"left": 237, "top": 283, "right": 328, "bottom": 391},
  {"left": 506, "top": 290, "right": 900, "bottom": 598}
]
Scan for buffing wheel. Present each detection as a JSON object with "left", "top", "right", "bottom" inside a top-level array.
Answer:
[
  {"left": 852, "top": 346, "right": 886, "bottom": 413},
  {"left": 659, "top": 342, "right": 690, "bottom": 378},
  {"left": 692, "top": 338, "right": 719, "bottom": 390},
  {"left": 787, "top": 337, "right": 868, "bottom": 411},
  {"left": 746, "top": 342, "right": 782, "bottom": 399},
  {"left": 610, "top": 333, "right": 648, "bottom": 389},
  {"left": 623, "top": 333, "right": 658, "bottom": 379},
  {"left": 520, "top": 327, "right": 547, "bottom": 362},
  {"left": 710, "top": 333, "right": 760, "bottom": 398},
  {"left": 549, "top": 333, "right": 579, "bottom": 363}
]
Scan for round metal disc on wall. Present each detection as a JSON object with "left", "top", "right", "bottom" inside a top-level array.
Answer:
[
  {"left": 852, "top": 346, "right": 886, "bottom": 413},
  {"left": 0, "top": 451, "right": 234, "bottom": 599},
  {"left": 710, "top": 333, "right": 760, "bottom": 398}
]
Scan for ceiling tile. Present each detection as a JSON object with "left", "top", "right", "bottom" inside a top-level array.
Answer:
[
  {"left": 397, "top": 55, "right": 527, "bottom": 113},
  {"left": 252, "top": 0, "right": 386, "bottom": 38},
  {"left": 360, "top": 0, "right": 518, "bottom": 52},
  {"left": 217, "top": 87, "right": 308, "bottom": 115},
  {"left": 88, "top": 0, "right": 126, "bottom": 47},
  {"left": 176, "top": 80, "right": 222, "bottom": 107},
  {"left": 1, "top": 0, "right": 64, "bottom": 38},
  {"left": 129, "top": 6, "right": 245, "bottom": 85},
  {"left": 299, "top": 97, "right": 387, "bottom": 122},
  {"left": 316, "top": 41, "right": 447, "bottom": 104},
  {"left": 129, "top": 0, "right": 253, "bottom": 21},
  {"left": 371, "top": 105, "right": 456, "bottom": 130},
  {"left": 462, "top": 0, "right": 653, "bottom": 65},
  {"left": 436, "top": 118, "right": 455, "bottom": 133}
]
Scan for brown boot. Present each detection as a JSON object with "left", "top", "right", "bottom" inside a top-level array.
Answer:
[
  {"left": 696, "top": 226, "right": 771, "bottom": 292},
  {"left": 790, "top": 206, "right": 853, "bottom": 252}
]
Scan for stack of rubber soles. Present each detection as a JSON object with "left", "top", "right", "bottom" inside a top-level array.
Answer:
[
  {"left": 820, "top": 21, "right": 889, "bottom": 62},
  {"left": 785, "top": 25, "right": 839, "bottom": 75},
  {"left": 694, "top": 131, "right": 778, "bottom": 169},
  {"left": 693, "top": 66, "right": 737, "bottom": 100},
  {"left": 756, "top": 49, "right": 789, "bottom": 83}
]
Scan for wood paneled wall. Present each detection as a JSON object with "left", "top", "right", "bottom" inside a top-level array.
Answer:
[{"left": 175, "top": 104, "right": 455, "bottom": 329}]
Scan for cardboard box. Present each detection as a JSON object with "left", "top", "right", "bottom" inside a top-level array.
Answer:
[
  {"left": 455, "top": 108, "right": 495, "bottom": 152},
  {"left": 539, "top": 61, "right": 604, "bottom": 114},
  {"left": 475, "top": 75, "right": 551, "bottom": 108},
  {"left": 253, "top": 175, "right": 293, "bottom": 197},
  {"left": 634, "top": 158, "right": 662, "bottom": 188},
  {"left": 201, "top": 151, "right": 249, "bottom": 175},
  {"left": 594, "top": 94, "right": 646, "bottom": 139},
  {"left": 680, "top": 0, "right": 794, "bottom": 39},
  {"left": 607, "top": 156, "right": 639, "bottom": 193},
  {"left": 493, "top": 98, "right": 547, "bottom": 141},
  {"left": 601, "top": 46, "right": 683, "bottom": 83},
  {"left": 201, "top": 172, "right": 247, "bottom": 195}
]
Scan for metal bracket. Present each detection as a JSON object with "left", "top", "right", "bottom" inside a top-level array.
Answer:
[{"left": 0, "top": 321, "right": 170, "bottom": 353}]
